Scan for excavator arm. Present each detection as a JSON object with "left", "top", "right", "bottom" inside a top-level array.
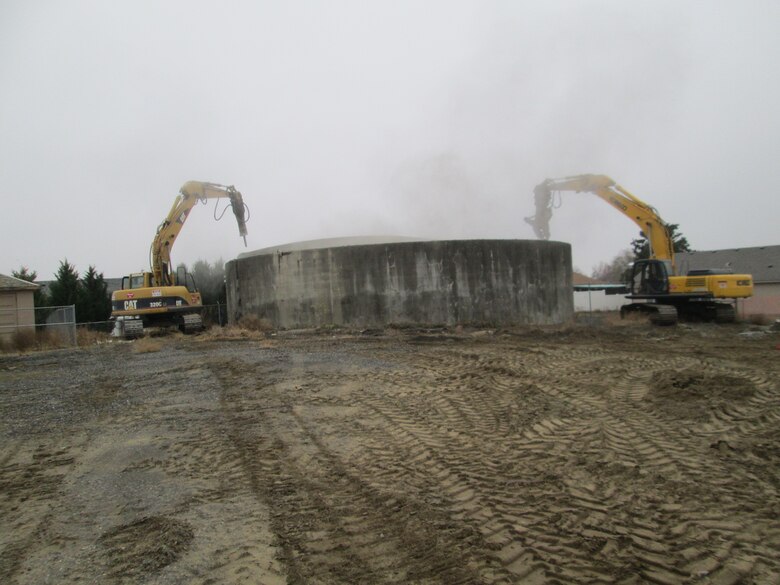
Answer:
[
  {"left": 151, "top": 181, "right": 248, "bottom": 286},
  {"left": 525, "top": 174, "right": 675, "bottom": 269}
]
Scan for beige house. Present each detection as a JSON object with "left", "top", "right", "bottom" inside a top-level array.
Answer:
[
  {"left": 677, "top": 245, "right": 780, "bottom": 319},
  {"left": 0, "top": 274, "right": 39, "bottom": 343}
]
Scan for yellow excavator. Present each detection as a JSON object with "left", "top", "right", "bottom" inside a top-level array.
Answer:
[
  {"left": 111, "top": 181, "right": 248, "bottom": 337},
  {"left": 526, "top": 174, "right": 753, "bottom": 325}
]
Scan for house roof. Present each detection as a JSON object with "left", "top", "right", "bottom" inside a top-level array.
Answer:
[
  {"left": 573, "top": 272, "right": 604, "bottom": 285},
  {"left": 0, "top": 273, "right": 40, "bottom": 291},
  {"left": 676, "top": 245, "right": 780, "bottom": 284},
  {"left": 572, "top": 272, "right": 627, "bottom": 292}
]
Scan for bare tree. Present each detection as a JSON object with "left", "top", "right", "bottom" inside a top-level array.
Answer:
[{"left": 591, "top": 249, "right": 633, "bottom": 283}]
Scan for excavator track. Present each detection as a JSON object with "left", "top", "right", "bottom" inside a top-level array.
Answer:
[
  {"left": 648, "top": 304, "right": 678, "bottom": 326},
  {"left": 714, "top": 303, "right": 736, "bottom": 323},
  {"left": 621, "top": 303, "right": 678, "bottom": 326},
  {"left": 181, "top": 313, "right": 204, "bottom": 334},
  {"left": 677, "top": 302, "right": 737, "bottom": 324},
  {"left": 120, "top": 319, "right": 144, "bottom": 338}
]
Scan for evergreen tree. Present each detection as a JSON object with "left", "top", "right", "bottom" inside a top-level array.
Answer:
[
  {"left": 12, "top": 266, "right": 37, "bottom": 281},
  {"left": 12, "top": 266, "right": 48, "bottom": 306},
  {"left": 79, "top": 265, "right": 112, "bottom": 323},
  {"left": 190, "top": 258, "right": 226, "bottom": 305},
  {"left": 630, "top": 223, "right": 691, "bottom": 261},
  {"left": 48, "top": 260, "right": 82, "bottom": 310}
]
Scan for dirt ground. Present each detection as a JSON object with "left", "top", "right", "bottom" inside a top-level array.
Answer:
[{"left": 1, "top": 319, "right": 780, "bottom": 585}]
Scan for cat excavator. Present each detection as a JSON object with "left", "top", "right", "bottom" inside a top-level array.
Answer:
[
  {"left": 526, "top": 174, "right": 753, "bottom": 325},
  {"left": 111, "top": 181, "right": 248, "bottom": 337}
]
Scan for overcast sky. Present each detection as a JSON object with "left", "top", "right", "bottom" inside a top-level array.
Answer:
[{"left": 2, "top": 0, "right": 778, "bottom": 280}]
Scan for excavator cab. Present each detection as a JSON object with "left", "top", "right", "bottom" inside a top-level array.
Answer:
[
  {"left": 628, "top": 259, "right": 671, "bottom": 296},
  {"left": 122, "top": 273, "right": 151, "bottom": 290},
  {"left": 175, "top": 266, "right": 198, "bottom": 293}
]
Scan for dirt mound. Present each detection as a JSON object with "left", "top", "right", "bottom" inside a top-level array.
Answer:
[
  {"left": 100, "top": 516, "right": 194, "bottom": 580},
  {"left": 647, "top": 367, "right": 755, "bottom": 419},
  {"left": 649, "top": 368, "right": 755, "bottom": 400}
]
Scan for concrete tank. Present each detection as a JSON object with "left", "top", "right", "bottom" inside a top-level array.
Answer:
[{"left": 226, "top": 238, "right": 573, "bottom": 328}]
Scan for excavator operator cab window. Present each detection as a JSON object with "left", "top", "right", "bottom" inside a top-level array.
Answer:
[
  {"left": 176, "top": 266, "right": 187, "bottom": 287},
  {"left": 185, "top": 273, "right": 198, "bottom": 293},
  {"left": 124, "top": 275, "right": 145, "bottom": 289},
  {"left": 631, "top": 260, "right": 669, "bottom": 296}
]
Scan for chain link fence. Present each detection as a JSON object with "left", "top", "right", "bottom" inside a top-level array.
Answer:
[
  {"left": 0, "top": 304, "right": 77, "bottom": 350},
  {"left": 200, "top": 302, "right": 228, "bottom": 327},
  {"left": 2, "top": 302, "right": 230, "bottom": 351}
]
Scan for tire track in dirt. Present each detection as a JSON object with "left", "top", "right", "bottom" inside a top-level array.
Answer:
[
  {"left": 210, "top": 354, "right": 488, "bottom": 584},
  {"left": 364, "top": 345, "right": 645, "bottom": 581},
  {"left": 349, "top": 345, "right": 628, "bottom": 583},
  {"left": 200, "top": 338, "right": 780, "bottom": 583},
  {"left": 0, "top": 443, "right": 77, "bottom": 584},
  {"left": 360, "top": 339, "right": 780, "bottom": 584},
  {"left": 352, "top": 393, "right": 597, "bottom": 583},
  {"left": 0, "top": 348, "right": 182, "bottom": 585},
  {"left": 519, "top": 341, "right": 780, "bottom": 583},
  {"left": 102, "top": 354, "right": 286, "bottom": 585},
  {"left": 6, "top": 330, "right": 777, "bottom": 584}
]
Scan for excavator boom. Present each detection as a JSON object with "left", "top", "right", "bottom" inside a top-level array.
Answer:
[
  {"left": 527, "top": 174, "right": 674, "bottom": 268},
  {"left": 151, "top": 181, "right": 248, "bottom": 286}
]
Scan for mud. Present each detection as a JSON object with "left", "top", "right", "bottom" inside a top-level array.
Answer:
[
  {"left": 100, "top": 516, "right": 194, "bottom": 581},
  {"left": 1, "top": 321, "right": 779, "bottom": 584},
  {"left": 647, "top": 369, "right": 757, "bottom": 421}
]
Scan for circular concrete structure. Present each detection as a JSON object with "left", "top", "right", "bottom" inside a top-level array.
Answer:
[{"left": 226, "top": 238, "right": 573, "bottom": 328}]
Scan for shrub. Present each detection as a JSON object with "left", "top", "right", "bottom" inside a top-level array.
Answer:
[
  {"left": 77, "top": 328, "right": 111, "bottom": 347},
  {"left": 0, "top": 329, "right": 65, "bottom": 353},
  {"left": 237, "top": 315, "right": 274, "bottom": 332},
  {"left": 132, "top": 338, "right": 163, "bottom": 353}
]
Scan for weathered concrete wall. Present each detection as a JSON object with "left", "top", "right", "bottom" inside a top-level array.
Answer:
[{"left": 226, "top": 239, "right": 573, "bottom": 328}]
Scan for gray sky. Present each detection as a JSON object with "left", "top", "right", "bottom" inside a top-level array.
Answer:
[{"left": 2, "top": 0, "right": 779, "bottom": 280}]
